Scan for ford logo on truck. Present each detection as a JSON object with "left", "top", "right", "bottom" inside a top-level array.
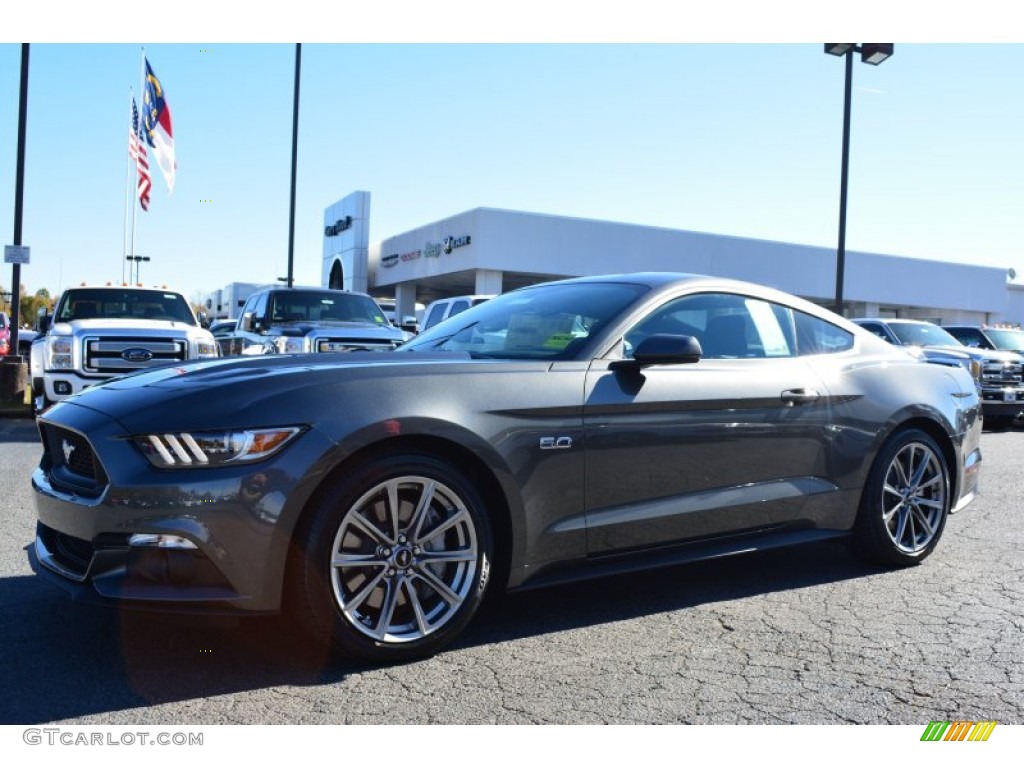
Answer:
[{"left": 121, "top": 348, "right": 154, "bottom": 363}]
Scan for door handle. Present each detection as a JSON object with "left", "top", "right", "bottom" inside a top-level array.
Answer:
[{"left": 781, "top": 388, "right": 820, "bottom": 406}]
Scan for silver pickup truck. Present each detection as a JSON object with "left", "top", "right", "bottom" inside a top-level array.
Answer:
[{"left": 30, "top": 285, "right": 218, "bottom": 415}]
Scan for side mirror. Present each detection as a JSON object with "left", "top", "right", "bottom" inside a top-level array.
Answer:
[
  {"left": 241, "top": 311, "right": 256, "bottom": 333},
  {"left": 37, "top": 315, "right": 52, "bottom": 334},
  {"left": 610, "top": 334, "right": 703, "bottom": 371}
]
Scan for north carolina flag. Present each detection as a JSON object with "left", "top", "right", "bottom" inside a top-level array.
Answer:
[{"left": 142, "top": 57, "right": 176, "bottom": 194}]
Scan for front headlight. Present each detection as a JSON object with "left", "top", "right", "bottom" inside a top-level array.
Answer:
[
  {"left": 133, "top": 427, "right": 303, "bottom": 468},
  {"left": 45, "top": 336, "right": 74, "bottom": 370},
  {"left": 195, "top": 339, "right": 219, "bottom": 358},
  {"left": 273, "top": 335, "right": 307, "bottom": 354},
  {"left": 969, "top": 359, "right": 982, "bottom": 382}
]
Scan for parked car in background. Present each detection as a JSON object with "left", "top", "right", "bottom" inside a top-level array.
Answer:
[
  {"left": 0, "top": 311, "right": 9, "bottom": 356},
  {"left": 374, "top": 298, "right": 423, "bottom": 335},
  {"left": 218, "top": 286, "right": 407, "bottom": 356},
  {"left": 208, "top": 319, "right": 237, "bottom": 339},
  {"left": 853, "top": 317, "right": 1024, "bottom": 428},
  {"left": 1, "top": 312, "right": 39, "bottom": 356},
  {"left": 420, "top": 294, "right": 495, "bottom": 332},
  {"left": 944, "top": 324, "right": 1024, "bottom": 355},
  {"left": 17, "top": 327, "right": 38, "bottom": 355},
  {"left": 31, "top": 273, "right": 982, "bottom": 664}
]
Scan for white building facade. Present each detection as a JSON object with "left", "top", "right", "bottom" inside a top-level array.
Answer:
[{"left": 317, "top": 193, "right": 1024, "bottom": 328}]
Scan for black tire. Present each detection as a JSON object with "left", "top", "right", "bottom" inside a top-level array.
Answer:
[
  {"left": 852, "top": 428, "right": 950, "bottom": 567},
  {"left": 288, "top": 453, "right": 493, "bottom": 663}
]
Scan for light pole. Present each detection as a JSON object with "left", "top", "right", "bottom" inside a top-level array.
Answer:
[
  {"left": 125, "top": 254, "right": 151, "bottom": 284},
  {"left": 824, "top": 43, "right": 893, "bottom": 316}
]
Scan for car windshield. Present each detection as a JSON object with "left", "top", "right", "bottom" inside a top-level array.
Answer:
[
  {"left": 268, "top": 292, "right": 389, "bottom": 327},
  {"left": 984, "top": 328, "right": 1024, "bottom": 351},
  {"left": 889, "top": 322, "right": 962, "bottom": 348},
  {"left": 57, "top": 289, "right": 196, "bottom": 325},
  {"left": 401, "top": 281, "right": 647, "bottom": 359}
]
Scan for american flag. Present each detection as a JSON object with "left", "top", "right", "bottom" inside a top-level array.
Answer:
[{"left": 129, "top": 97, "right": 151, "bottom": 211}]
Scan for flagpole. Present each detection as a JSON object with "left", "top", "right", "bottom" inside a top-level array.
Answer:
[
  {"left": 123, "top": 87, "right": 134, "bottom": 284},
  {"left": 130, "top": 47, "right": 147, "bottom": 281}
]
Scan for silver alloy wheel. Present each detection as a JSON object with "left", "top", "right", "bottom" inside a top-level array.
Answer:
[
  {"left": 329, "top": 475, "right": 479, "bottom": 643},
  {"left": 880, "top": 441, "right": 947, "bottom": 554}
]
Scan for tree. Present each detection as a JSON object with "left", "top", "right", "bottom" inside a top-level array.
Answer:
[{"left": 19, "top": 286, "right": 53, "bottom": 327}]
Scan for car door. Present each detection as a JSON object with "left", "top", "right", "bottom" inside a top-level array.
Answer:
[{"left": 582, "top": 292, "right": 836, "bottom": 556}]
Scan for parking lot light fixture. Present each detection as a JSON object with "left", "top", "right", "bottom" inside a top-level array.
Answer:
[
  {"left": 125, "top": 254, "right": 151, "bottom": 284},
  {"left": 824, "top": 43, "right": 894, "bottom": 316}
]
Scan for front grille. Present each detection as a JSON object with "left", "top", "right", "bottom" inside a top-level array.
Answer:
[
  {"left": 39, "top": 424, "right": 108, "bottom": 497},
  {"left": 316, "top": 337, "right": 398, "bottom": 352},
  {"left": 83, "top": 335, "right": 187, "bottom": 374},
  {"left": 981, "top": 360, "right": 1023, "bottom": 385}
]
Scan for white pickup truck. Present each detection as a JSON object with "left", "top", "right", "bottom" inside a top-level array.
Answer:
[{"left": 30, "top": 285, "right": 218, "bottom": 415}]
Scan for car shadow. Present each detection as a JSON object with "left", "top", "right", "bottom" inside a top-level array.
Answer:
[
  {"left": 1, "top": 539, "right": 881, "bottom": 724},
  {"left": 0, "top": 419, "right": 39, "bottom": 444}
]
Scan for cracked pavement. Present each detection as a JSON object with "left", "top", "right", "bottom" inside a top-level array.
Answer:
[{"left": 1, "top": 418, "right": 1021, "bottom": 725}]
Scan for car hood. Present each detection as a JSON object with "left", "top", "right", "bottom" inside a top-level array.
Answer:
[
  {"left": 45, "top": 351, "right": 545, "bottom": 434},
  {"left": 923, "top": 343, "right": 1022, "bottom": 363},
  {"left": 270, "top": 321, "right": 404, "bottom": 339},
  {"left": 53, "top": 319, "right": 206, "bottom": 335}
]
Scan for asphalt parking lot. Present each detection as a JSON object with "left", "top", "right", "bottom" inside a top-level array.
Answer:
[{"left": 1, "top": 416, "right": 1021, "bottom": 725}]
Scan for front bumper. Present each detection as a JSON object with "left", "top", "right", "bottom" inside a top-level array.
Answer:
[
  {"left": 30, "top": 401, "right": 334, "bottom": 614},
  {"left": 43, "top": 370, "right": 106, "bottom": 404},
  {"left": 979, "top": 386, "right": 1024, "bottom": 419}
]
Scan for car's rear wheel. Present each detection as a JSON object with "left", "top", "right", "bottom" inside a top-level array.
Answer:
[
  {"left": 852, "top": 428, "right": 950, "bottom": 566},
  {"left": 288, "top": 453, "right": 493, "bottom": 663}
]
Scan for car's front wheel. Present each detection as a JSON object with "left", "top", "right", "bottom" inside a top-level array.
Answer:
[
  {"left": 852, "top": 428, "right": 950, "bottom": 566},
  {"left": 288, "top": 453, "right": 493, "bottom": 663}
]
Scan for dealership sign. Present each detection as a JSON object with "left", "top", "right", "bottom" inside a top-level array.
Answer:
[
  {"left": 443, "top": 235, "right": 471, "bottom": 253},
  {"left": 324, "top": 216, "right": 353, "bottom": 237}
]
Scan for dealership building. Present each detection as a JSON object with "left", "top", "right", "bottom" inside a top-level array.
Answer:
[{"left": 317, "top": 190, "right": 1023, "bottom": 327}]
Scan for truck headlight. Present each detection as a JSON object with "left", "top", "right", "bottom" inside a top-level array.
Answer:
[
  {"left": 273, "top": 336, "right": 307, "bottom": 354},
  {"left": 134, "top": 427, "right": 303, "bottom": 468},
  {"left": 195, "top": 340, "right": 219, "bottom": 357},
  {"left": 45, "top": 336, "right": 74, "bottom": 370}
]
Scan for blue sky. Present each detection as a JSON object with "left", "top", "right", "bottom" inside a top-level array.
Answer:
[{"left": 2, "top": 8, "right": 1022, "bottom": 306}]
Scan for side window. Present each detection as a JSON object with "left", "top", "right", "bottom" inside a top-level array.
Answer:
[
  {"left": 423, "top": 303, "right": 447, "bottom": 330},
  {"left": 955, "top": 329, "right": 985, "bottom": 347},
  {"left": 857, "top": 322, "right": 888, "bottom": 341},
  {"left": 448, "top": 300, "right": 470, "bottom": 318},
  {"left": 252, "top": 293, "right": 269, "bottom": 331},
  {"left": 239, "top": 295, "right": 257, "bottom": 320},
  {"left": 795, "top": 311, "right": 854, "bottom": 355},
  {"left": 624, "top": 293, "right": 795, "bottom": 360}
]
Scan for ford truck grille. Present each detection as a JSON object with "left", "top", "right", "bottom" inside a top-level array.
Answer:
[
  {"left": 83, "top": 336, "right": 187, "bottom": 374},
  {"left": 316, "top": 337, "right": 399, "bottom": 353},
  {"left": 981, "top": 360, "right": 1023, "bottom": 386}
]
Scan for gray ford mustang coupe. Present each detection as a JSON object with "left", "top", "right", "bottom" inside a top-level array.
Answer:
[{"left": 30, "top": 273, "right": 982, "bottom": 663}]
